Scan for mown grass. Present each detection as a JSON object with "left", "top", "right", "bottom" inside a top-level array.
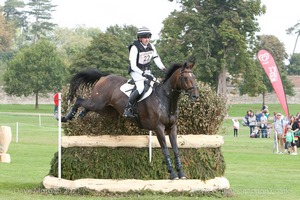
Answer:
[
  {"left": 0, "top": 104, "right": 54, "bottom": 114},
  {"left": 0, "top": 104, "right": 300, "bottom": 199}
]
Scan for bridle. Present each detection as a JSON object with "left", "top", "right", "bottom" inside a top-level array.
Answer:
[{"left": 178, "top": 67, "right": 197, "bottom": 96}]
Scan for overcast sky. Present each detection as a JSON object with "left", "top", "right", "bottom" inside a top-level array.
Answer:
[
  {"left": 1, "top": 0, "right": 300, "bottom": 55},
  {"left": 258, "top": 0, "right": 300, "bottom": 55}
]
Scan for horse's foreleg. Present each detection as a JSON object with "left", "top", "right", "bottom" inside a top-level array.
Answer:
[
  {"left": 155, "top": 127, "right": 178, "bottom": 180},
  {"left": 169, "top": 126, "right": 186, "bottom": 179}
]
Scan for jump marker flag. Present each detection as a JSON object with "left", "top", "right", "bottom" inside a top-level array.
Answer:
[
  {"left": 257, "top": 50, "right": 289, "bottom": 117},
  {"left": 54, "top": 93, "right": 62, "bottom": 179}
]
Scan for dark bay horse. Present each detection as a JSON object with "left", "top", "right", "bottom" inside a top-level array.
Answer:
[{"left": 62, "top": 59, "right": 199, "bottom": 180}]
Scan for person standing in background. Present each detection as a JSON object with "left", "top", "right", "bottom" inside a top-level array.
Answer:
[
  {"left": 274, "top": 113, "right": 285, "bottom": 154},
  {"left": 284, "top": 125, "right": 296, "bottom": 155},
  {"left": 232, "top": 118, "right": 240, "bottom": 137},
  {"left": 248, "top": 111, "right": 257, "bottom": 137},
  {"left": 260, "top": 112, "right": 268, "bottom": 138}
]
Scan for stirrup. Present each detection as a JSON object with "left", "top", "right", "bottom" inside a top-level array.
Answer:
[{"left": 123, "top": 108, "right": 134, "bottom": 118}]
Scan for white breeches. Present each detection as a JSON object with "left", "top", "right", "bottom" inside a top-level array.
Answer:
[{"left": 130, "top": 70, "right": 150, "bottom": 95}]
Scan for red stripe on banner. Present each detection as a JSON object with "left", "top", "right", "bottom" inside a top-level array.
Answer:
[{"left": 257, "top": 50, "right": 289, "bottom": 117}]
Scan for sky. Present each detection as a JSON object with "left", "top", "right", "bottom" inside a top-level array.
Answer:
[
  {"left": 1, "top": 0, "right": 300, "bottom": 56},
  {"left": 257, "top": 0, "right": 300, "bottom": 56}
]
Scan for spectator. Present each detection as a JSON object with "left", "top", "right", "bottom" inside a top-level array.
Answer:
[
  {"left": 262, "top": 104, "right": 268, "bottom": 111},
  {"left": 256, "top": 110, "right": 262, "bottom": 122},
  {"left": 284, "top": 125, "right": 296, "bottom": 155},
  {"left": 232, "top": 118, "right": 240, "bottom": 137},
  {"left": 251, "top": 126, "right": 260, "bottom": 138},
  {"left": 248, "top": 111, "right": 257, "bottom": 137},
  {"left": 274, "top": 113, "right": 285, "bottom": 154},
  {"left": 260, "top": 112, "right": 268, "bottom": 138},
  {"left": 264, "top": 109, "right": 270, "bottom": 118},
  {"left": 244, "top": 110, "right": 251, "bottom": 126},
  {"left": 272, "top": 112, "right": 277, "bottom": 122},
  {"left": 289, "top": 115, "right": 299, "bottom": 155}
]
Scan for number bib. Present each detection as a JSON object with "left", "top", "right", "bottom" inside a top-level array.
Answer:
[{"left": 138, "top": 51, "right": 153, "bottom": 65}]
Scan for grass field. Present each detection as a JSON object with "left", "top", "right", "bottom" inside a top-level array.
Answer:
[{"left": 0, "top": 104, "right": 300, "bottom": 200}]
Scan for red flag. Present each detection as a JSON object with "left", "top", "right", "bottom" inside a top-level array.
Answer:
[{"left": 257, "top": 50, "right": 289, "bottom": 117}]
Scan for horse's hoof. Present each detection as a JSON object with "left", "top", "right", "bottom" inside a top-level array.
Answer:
[
  {"left": 178, "top": 171, "right": 186, "bottom": 179},
  {"left": 169, "top": 172, "right": 179, "bottom": 180},
  {"left": 61, "top": 117, "right": 68, "bottom": 122}
]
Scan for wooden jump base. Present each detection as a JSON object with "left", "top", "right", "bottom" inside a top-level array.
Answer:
[
  {"left": 43, "top": 176, "right": 230, "bottom": 193},
  {"left": 62, "top": 134, "right": 223, "bottom": 148},
  {"left": 44, "top": 134, "right": 229, "bottom": 193}
]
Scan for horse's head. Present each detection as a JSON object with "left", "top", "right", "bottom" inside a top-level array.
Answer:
[{"left": 177, "top": 59, "right": 199, "bottom": 101}]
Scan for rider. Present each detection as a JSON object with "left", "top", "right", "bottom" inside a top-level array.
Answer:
[{"left": 123, "top": 26, "right": 166, "bottom": 118}]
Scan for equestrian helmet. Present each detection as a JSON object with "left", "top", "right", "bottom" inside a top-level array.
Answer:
[{"left": 137, "top": 26, "right": 152, "bottom": 38}]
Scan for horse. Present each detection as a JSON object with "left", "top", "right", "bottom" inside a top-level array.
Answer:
[{"left": 62, "top": 59, "right": 199, "bottom": 180}]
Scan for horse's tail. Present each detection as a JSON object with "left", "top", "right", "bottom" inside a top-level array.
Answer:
[{"left": 68, "top": 68, "right": 110, "bottom": 102}]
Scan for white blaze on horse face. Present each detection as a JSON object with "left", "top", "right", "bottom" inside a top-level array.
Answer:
[{"left": 189, "top": 73, "right": 192, "bottom": 77}]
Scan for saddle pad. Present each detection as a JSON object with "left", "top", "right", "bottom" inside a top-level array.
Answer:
[{"left": 120, "top": 81, "right": 153, "bottom": 102}]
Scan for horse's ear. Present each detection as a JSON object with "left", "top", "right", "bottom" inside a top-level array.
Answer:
[{"left": 185, "top": 56, "right": 196, "bottom": 69}]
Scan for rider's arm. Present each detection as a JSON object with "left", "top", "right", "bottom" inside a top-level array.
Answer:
[
  {"left": 151, "top": 44, "right": 166, "bottom": 71},
  {"left": 129, "top": 45, "right": 144, "bottom": 75}
]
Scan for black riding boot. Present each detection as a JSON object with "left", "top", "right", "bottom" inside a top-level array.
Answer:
[{"left": 123, "top": 90, "right": 140, "bottom": 118}]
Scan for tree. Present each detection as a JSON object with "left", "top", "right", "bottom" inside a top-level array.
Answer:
[
  {"left": 287, "top": 53, "right": 300, "bottom": 75},
  {"left": 240, "top": 35, "right": 294, "bottom": 105},
  {"left": 286, "top": 21, "right": 300, "bottom": 55},
  {"left": 3, "top": 0, "right": 26, "bottom": 27},
  {"left": 0, "top": 8, "right": 15, "bottom": 52},
  {"left": 69, "top": 27, "right": 131, "bottom": 77},
  {"left": 161, "top": 0, "right": 266, "bottom": 96},
  {"left": 3, "top": 39, "right": 66, "bottom": 109},
  {"left": 25, "top": 0, "right": 57, "bottom": 43},
  {"left": 51, "top": 26, "right": 101, "bottom": 66},
  {"left": 3, "top": 0, "right": 28, "bottom": 48},
  {"left": 105, "top": 24, "right": 137, "bottom": 48}
]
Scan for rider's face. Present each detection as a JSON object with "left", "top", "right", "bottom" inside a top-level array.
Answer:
[{"left": 140, "top": 37, "right": 150, "bottom": 45}]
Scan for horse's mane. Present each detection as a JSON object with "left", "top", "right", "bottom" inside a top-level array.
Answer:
[{"left": 162, "top": 63, "right": 182, "bottom": 83}]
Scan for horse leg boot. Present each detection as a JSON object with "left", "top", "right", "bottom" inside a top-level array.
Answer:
[
  {"left": 166, "top": 156, "right": 178, "bottom": 180},
  {"left": 169, "top": 132, "right": 186, "bottom": 179},
  {"left": 123, "top": 90, "right": 140, "bottom": 118},
  {"left": 175, "top": 155, "right": 186, "bottom": 179},
  {"left": 61, "top": 106, "right": 78, "bottom": 122},
  {"left": 79, "top": 108, "right": 89, "bottom": 118}
]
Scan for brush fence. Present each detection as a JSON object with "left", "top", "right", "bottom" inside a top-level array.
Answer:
[{"left": 43, "top": 134, "right": 230, "bottom": 193}]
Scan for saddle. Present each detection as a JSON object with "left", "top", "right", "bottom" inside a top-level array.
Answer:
[{"left": 120, "top": 79, "right": 156, "bottom": 102}]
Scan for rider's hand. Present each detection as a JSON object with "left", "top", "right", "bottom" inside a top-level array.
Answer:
[{"left": 142, "top": 72, "right": 154, "bottom": 81}]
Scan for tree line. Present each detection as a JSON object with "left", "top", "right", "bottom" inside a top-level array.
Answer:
[{"left": 0, "top": 0, "right": 299, "bottom": 108}]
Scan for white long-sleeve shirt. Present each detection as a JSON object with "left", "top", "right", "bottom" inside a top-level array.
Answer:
[{"left": 129, "top": 43, "right": 165, "bottom": 75}]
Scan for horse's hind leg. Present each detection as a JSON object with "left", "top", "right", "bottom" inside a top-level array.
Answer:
[
  {"left": 62, "top": 97, "right": 85, "bottom": 122},
  {"left": 79, "top": 108, "right": 89, "bottom": 118}
]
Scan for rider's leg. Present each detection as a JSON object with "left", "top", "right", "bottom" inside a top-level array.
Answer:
[
  {"left": 123, "top": 89, "right": 140, "bottom": 117},
  {"left": 123, "top": 72, "right": 144, "bottom": 117}
]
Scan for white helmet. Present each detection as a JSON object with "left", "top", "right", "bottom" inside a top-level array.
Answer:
[{"left": 137, "top": 26, "right": 152, "bottom": 38}]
